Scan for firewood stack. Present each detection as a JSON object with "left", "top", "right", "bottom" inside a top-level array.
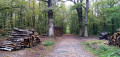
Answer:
[
  {"left": 98, "top": 32, "right": 110, "bottom": 40},
  {"left": 108, "top": 28, "right": 120, "bottom": 47},
  {"left": 54, "top": 26, "right": 63, "bottom": 37},
  {"left": 0, "top": 27, "right": 40, "bottom": 51}
]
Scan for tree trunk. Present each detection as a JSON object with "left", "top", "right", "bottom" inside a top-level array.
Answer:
[
  {"left": 10, "top": 13, "right": 13, "bottom": 28},
  {"left": 75, "top": 0, "right": 83, "bottom": 37},
  {"left": 76, "top": 7, "right": 83, "bottom": 37},
  {"left": 33, "top": 0, "right": 35, "bottom": 29},
  {"left": 10, "top": 1, "right": 13, "bottom": 28},
  {"left": 84, "top": 0, "right": 89, "bottom": 37},
  {"left": 48, "top": 0, "right": 54, "bottom": 37},
  {"left": 19, "top": 6, "right": 22, "bottom": 27},
  {"left": 112, "top": 19, "right": 114, "bottom": 34}
]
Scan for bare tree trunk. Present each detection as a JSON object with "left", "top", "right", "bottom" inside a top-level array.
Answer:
[
  {"left": 10, "top": 1, "right": 13, "bottom": 28},
  {"left": 33, "top": 0, "right": 35, "bottom": 29},
  {"left": 75, "top": 0, "right": 83, "bottom": 37},
  {"left": 76, "top": 6, "right": 83, "bottom": 36},
  {"left": 112, "top": 19, "right": 114, "bottom": 34},
  {"left": 84, "top": 0, "right": 89, "bottom": 37},
  {"left": 48, "top": 0, "right": 54, "bottom": 37},
  {"left": 19, "top": 6, "right": 22, "bottom": 26}
]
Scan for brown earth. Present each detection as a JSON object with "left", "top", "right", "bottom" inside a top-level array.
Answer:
[{"left": 46, "top": 34, "right": 95, "bottom": 57}]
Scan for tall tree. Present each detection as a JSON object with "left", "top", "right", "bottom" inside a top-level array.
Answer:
[
  {"left": 84, "top": 0, "right": 89, "bottom": 37},
  {"left": 67, "top": 0, "right": 83, "bottom": 36},
  {"left": 47, "top": 0, "right": 54, "bottom": 36},
  {"left": 40, "top": 0, "right": 54, "bottom": 36},
  {"left": 32, "top": 0, "right": 35, "bottom": 29}
]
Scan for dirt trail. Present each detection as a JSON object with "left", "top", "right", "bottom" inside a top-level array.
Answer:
[{"left": 46, "top": 34, "right": 94, "bottom": 57}]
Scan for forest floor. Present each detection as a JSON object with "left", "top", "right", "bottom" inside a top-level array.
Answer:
[
  {"left": 46, "top": 34, "right": 95, "bottom": 57},
  {"left": 0, "top": 34, "right": 103, "bottom": 57}
]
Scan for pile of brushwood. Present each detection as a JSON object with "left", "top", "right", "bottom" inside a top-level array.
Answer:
[
  {"left": 106, "top": 28, "right": 120, "bottom": 47},
  {"left": 98, "top": 28, "right": 120, "bottom": 47},
  {"left": 98, "top": 32, "right": 110, "bottom": 40},
  {"left": 108, "top": 32, "right": 120, "bottom": 46},
  {"left": 0, "top": 27, "right": 40, "bottom": 51}
]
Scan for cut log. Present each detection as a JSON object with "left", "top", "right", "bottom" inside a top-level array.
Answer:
[{"left": 0, "top": 28, "right": 40, "bottom": 51}]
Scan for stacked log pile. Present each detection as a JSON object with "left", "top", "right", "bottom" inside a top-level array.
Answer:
[
  {"left": 108, "top": 28, "right": 120, "bottom": 47},
  {"left": 0, "top": 28, "right": 40, "bottom": 51},
  {"left": 98, "top": 32, "right": 110, "bottom": 40},
  {"left": 54, "top": 26, "right": 63, "bottom": 37}
]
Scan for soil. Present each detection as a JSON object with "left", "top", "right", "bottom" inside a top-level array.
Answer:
[{"left": 46, "top": 34, "right": 94, "bottom": 57}]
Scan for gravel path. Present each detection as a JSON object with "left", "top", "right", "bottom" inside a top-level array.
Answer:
[{"left": 46, "top": 35, "right": 94, "bottom": 57}]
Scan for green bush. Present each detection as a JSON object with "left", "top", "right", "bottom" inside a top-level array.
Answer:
[{"left": 43, "top": 40, "right": 55, "bottom": 46}]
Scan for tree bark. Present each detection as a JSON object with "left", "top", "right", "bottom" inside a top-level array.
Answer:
[
  {"left": 48, "top": 0, "right": 54, "bottom": 36},
  {"left": 19, "top": 6, "right": 22, "bottom": 26},
  {"left": 73, "top": 0, "right": 83, "bottom": 37},
  {"left": 112, "top": 19, "right": 114, "bottom": 34},
  {"left": 84, "top": 0, "right": 89, "bottom": 37},
  {"left": 76, "top": 7, "right": 83, "bottom": 36},
  {"left": 33, "top": 0, "right": 35, "bottom": 29}
]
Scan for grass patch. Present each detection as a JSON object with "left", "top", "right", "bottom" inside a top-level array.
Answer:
[
  {"left": 42, "top": 40, "right": 55, "bottom": 47},
  {"left": 41, "top": 40, "right": 55, "bottom": 57},
  {"left": 82, "top": 40, "right": 120, "bottom": 57}
]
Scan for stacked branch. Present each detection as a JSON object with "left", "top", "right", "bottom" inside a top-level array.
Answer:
[
  {"left": 108, "top": 28, "right": 120, "bottom": 47},
  {"left": 108, "top": 32, "right": 120, "bottom": 46},
  {"left": 0, "top": 28, "right": 40, "bottom": 51},
  {"left": 54, "top": 26, "right": 63, "bottom": 37}
]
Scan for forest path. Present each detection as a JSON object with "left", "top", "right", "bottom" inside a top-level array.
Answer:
[{"left": 46, "top": 34, "right": 94, "bottom": 57}]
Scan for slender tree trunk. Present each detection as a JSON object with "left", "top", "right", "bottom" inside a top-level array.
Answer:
[
  {"left": 84, "top": 0, "right": 89, "bottom": 37},
  {"left": 10, "top": 13, "right": 13, "bottom": 28},
  {"left": 48, "top": 0, "right": 54, "bottom": 37},
  {"left": 1, "top": 11, "right": 4, "bottom": 29},
  {"left": 10, "top": 1, "right": 13, "bottom": 28},
  {"left": 15, "top": 13, "right": 16, "bottom": 27},
  {"left": 28, "top": 0, "right": 30, "bottom": 27},
  {"left": 32, "top": 0, "right": 35, "bottom": 29},
  {"left": 112, "top": 19, "right": 114, "bottom": 34},
  {"left": 19, "top": 6, "right": 22, "bottom": 27},
  {"left": 4, "top": 12, "right": 6, "bottom": 28},
  {"left": 45, "top": 12, "right": 47, "bottom": 34}
]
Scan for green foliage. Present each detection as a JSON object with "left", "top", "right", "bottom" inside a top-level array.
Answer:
[
  {"left": 0, "top": 0, "right": 120, "bottom": 36},
  {"left": 97, "top": 45, "right": 109, "bottom": 53},
  {"left": 0, "top": 0, "right": 67, "bottom": 35},
  {"left": 43, "top": 40, "right": 55, "bottom": 47},
  {"left": 70, "top": 2, "right": 85, "bottom": 11},
  {"left": 108, "top": 50, "right": 120, "bottom": 57},
  {"left": 83, "top": 41, "right": 120, "bottom": 57},
  {"left": 91, "top": 0, "right": 120, "bottom": 34},
  {"left": 83, "top": 42, "right": 90, "bottom": 46}
]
